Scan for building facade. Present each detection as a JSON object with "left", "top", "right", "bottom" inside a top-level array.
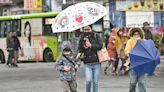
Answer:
[{"left": 109, "top": 0, "right": 164, "bottom": 27}]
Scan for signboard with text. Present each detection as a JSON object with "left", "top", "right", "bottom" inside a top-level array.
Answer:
[
  {"left": 116, "top": 0, "right": 164, "bottom": 11},
  {"left": 24, "top": 0, "right": 42, "bottom": 10},
  {"left": 126, "top": 12, "right": 154, "bottom": 27}
]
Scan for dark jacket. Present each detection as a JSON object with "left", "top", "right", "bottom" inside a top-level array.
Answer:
[
  {"left": 13, "top": 36, "right": 21, "bottom": 51},
  {"left": 78, "top": 32, "right": 102, "bottom": 64},
  {"left": 143, "top": 29, "right": 153, "bottom": 40},
  {"left": 6, "top": 35, "right": 14, "bottom": 51}
]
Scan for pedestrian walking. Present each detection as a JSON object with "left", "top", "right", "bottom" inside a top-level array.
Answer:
[
  {"left": 12, "top": 32, "right": 23, "bottom": 67},
  {"left": 6, "top": 31, "right": 14, "bottom": 67},
  {"left": 55, "top": 41, "right": 78, "bottom": 92},
  {"left": 117, "top": 36, "right": 129, "bottom": 75},
  {"left": 142, "top": 21, "right": 153, "bottom": 40},
  {"left": 114, "top": 28, "right": 126, "bottom": 75},
  {"left": 104, "top": 35, "right": 117, "bottom": 75},
  {"left": 124, "top": 27, "right": 146, "bottom": 92},
  {"left": 104, "top": 23, "right": 113, "bottom": 48},
  {"left": 77, "top": 25, "right": 103, "bottom": 92}
]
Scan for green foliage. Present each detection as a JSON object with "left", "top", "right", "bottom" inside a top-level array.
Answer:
[{"left": 153, "top": 35, "right": 162, "bottom": 44}]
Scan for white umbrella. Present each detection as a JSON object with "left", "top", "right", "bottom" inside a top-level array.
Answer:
[{"left": 51, "top": 2, "right": 107, "bottom": 33}]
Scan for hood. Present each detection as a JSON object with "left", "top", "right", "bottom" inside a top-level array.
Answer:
[
  {"left": 128, "top": 28, "right": 145, "bottom": 39},
  {"left": 112, "top": 28, "right": 120, "bottom": 36},
  {"left": 109, "top": 36, "right": 116, "bottom": 43},
  {"left": 61, "top": 41, "right": 72, "bottom": 52}
]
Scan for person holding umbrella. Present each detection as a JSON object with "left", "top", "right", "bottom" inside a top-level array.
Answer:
[
  {"left": 51, "top": 2, "right": 107, "bottom": 91},
  {"left": 124, "top": 28, "right": 146, "bottom": 92},
  {"left": 77, "top": 25, "right": 103, "bottom": 92}
]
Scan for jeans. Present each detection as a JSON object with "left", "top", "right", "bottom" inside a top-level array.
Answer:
[
  {"left": 85, "top": 63, "right": 101, "bottom": 92},
  {"left": 129, "top": 70, "right": 147, "bottom": 92}
]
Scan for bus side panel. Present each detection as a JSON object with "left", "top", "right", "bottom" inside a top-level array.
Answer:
[
  {"left": 47, "top": 36, "right": 59, "bottom": 60},
  {"left": 0, "top": 38, "right": 8, "bottom": 62},
  {"left": 19, "top": 36, "right": 47, "bottom": 61},
  {"left": 18, "top": 36, "right": 59, "bottom": 61}
]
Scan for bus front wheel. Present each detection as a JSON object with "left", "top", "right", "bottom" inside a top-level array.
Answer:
[
  {"left": 43, "top": 49, "right": 54, "bottom": 62},
  {"left": 0, "top": 51, "right": 5, "bottom": 64}
]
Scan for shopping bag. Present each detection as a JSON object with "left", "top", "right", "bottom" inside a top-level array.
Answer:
[{"left": 97, "top": 48, "right": 110, "bottom": 63}]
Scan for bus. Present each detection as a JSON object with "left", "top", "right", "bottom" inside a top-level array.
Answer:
[{"left": 0, "top": 12, "right": 64, "bottom": 63}]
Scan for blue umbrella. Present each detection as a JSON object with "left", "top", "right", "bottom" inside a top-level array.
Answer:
[{"left": 129, "top": 39, "right": 160, "bottom": 77}]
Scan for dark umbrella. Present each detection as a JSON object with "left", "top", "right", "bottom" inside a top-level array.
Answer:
[{"left": 129, "top": 39, "right": 160, "bottom": 77}]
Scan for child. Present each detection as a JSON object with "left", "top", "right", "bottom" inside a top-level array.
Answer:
[{"left": 55, "top": 41, "right": 78, "bottom": 92}]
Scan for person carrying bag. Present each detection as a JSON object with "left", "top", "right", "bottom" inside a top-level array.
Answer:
[{"left": 77, "top": 25, "right": 103, "bottom": 92}]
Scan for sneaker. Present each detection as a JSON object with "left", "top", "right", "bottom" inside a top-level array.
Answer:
[
  {"left": 13, "top": 64, "right": 18, "bottom": 67},
  {"left": 14, "top": 64, "right": 18, "bottom": 67}
]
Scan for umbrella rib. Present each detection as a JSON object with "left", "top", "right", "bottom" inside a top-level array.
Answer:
[
  {"left": 131, "top": 60, "right": 153, "bottom": 68},
  {"left": 140, "top": 42, "right": 154, "bottom": 58},
  {"left": 130, "top": 52, "right": 152, "bottom": 60}
]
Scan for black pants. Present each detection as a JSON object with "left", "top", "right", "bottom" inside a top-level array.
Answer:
[
  {"left": 7, "top": 50, "right": 14, "bottom": 65},
  {"left": 114, "top": 56, "right": 119, "bottom": 72}
]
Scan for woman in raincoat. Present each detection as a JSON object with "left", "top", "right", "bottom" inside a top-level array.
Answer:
[
  {"left": 124, "top": 27, "right": 146, "bottom": 92},
  {"left": 104, "top": 35, "right": 117, "bottom": 75},
  {"left": 113, "top": 28, "right": 127, "bottom": 74}
]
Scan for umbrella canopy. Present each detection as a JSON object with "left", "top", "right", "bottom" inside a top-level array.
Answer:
[
  {"left": 51, "top": 2, "right": 107, "bottom": 33},
  {"left": 129, "top": 39, "right": 160, "bottom": 77}
]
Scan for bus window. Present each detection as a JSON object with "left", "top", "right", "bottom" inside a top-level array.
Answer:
[
  {"left": 0, "top": 21, "right": 10, "bottom": 38},
  {"left": 0, "top": 20, "right": 21, "bottom": 38},
  {"left": 43, "top": 24, "right": 54, "bottom": 36},
  {"left": 43, "top": 17, "right": 56, "bottom": 36},
  {"left": 0, "top": 21, "right": 5, "bottom": 38},
  {"left": 12, "top": 20, "right": 21, "bottom": 37}
]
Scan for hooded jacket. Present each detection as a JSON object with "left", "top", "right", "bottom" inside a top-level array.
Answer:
[
  {"left": 113, "top": 28, "right": 127, "bottom": 52},
  {"left": 124, "top": 28, "right": 145, "bottom": 56},
  {"left": 55, "top": 41, "right": 77, "bottom": 81},
  {"left": 107, "top": 36, "right": 117, "bottom": 59}
]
